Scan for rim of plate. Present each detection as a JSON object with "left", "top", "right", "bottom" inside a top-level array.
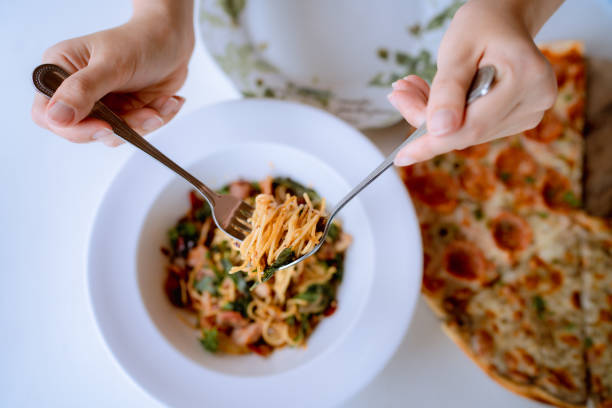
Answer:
[{"left": 86, "top": 99, "right": 422, "bottom": 408}]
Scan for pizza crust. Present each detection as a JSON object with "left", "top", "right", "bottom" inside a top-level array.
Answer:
[{"left": 440, "top": 321, "right": 587, "bottom": 408}]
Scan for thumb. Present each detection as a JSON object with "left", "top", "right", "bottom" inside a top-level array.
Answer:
[
  {"left": 45, "top": 63, "right": 120, "bottom": 127},
  {"left": 426, "top": 63, "right": 476, "bottom": 136}
]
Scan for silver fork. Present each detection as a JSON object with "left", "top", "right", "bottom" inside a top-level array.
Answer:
[
  {"left": 32, "top": 64, "right": 253, "bottom": 242},
  {"left": 273, "top": 65, "right": 497, "bottom": 272}
]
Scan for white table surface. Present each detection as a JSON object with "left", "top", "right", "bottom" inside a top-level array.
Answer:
[{"left": 2, "top": 1, "right": 610, "bottom": 407}]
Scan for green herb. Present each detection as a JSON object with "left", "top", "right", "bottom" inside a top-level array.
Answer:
[
  {"left": 395, "top": 52, "right": 410, "bottom": 65},
  {"left": 295, "top": 87, "right": 332, "bottom": 107},
  {"left": 199, "top": 328, "right": 219, "bottom": 352},
  {"left": 425, "top": 0, "right": 463, "bottom": 30},
  {"left": 408, "top": 24, "right": 422, "bottom": 36},
  {"left": 255, "top": 78, "right": 264, "bottom": 87},
  {"left": 219, "top": 0, "right": 245, "bottom": 25},
  {"left": 230, "top": 271, "right": 248, "bottom": 294},
  {"left": 217, "top": 185, "right": 230, "bottom": 194},
  {"left": 537, "top": 212, "right": 549, "bottom": 219},
  {"left": 500, "top": 172, "right": 511, "bottom": 182},
  {"left": 222, "top": 295, "right": 251, "bottom": 317},
  {"left": 562, "top": 191, "right": 581, "bottom": 208},
  {"left": 273, "top": 177, "right": 321, "bottom": 205},
  {"left": 532, "top": 295, "right": 546, "bottom": 319},
  {"left": 285, "top": 316, "right": 296, "bottom": 326},
  {"left": 326, "top": 223, "right": 340, "bottom": 242},
  {"left": 564, "top": 322, "right": 576, "bottom": 330},
  {"left": 221, "top": 258, "right": 233, "bottom": 274},
  {"left": 258, "top": 248, "right": 296, "bottom": 284},
  {"left": 195, "top": 203, "right": 211, "bottom": 221},
  {"left": 473, "top": 208, "right": 484, "bottom": 220},
  {"left": 296, "top": 285, "right": 323, "bottom": 303},
  {"left": 167, "top": 228, "right": 179, "bottom": 248},
  {"left": 585, "top": 337, "right": 593, "bottom": 349},
  {"left": 241, "top": 91, "right": 256, "bottom": 98},
  {"left": 263, "top": 88, "right": 275, "bottom": 98},
  {"left": 250, "top": 181, "right": 261, "bottom": 193},
  {"left": 377, "top": 48, "right": 389, "bottom": 60},
  {"left": 564, "top": 93, "right": 573, "bottom": 102},
  {"left": 525, "top": 175, "right": 536, "bottom": 184},
  {"left": 432, "top": 155, "right": 444, "bottom": 167},
  {"left": 194, "top": 276, "right": 218, "bottom": 295}
]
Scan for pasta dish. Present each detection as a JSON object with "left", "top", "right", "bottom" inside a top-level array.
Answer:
[{"left": 162, "top": 177, "right": 351, "bottom": 355}]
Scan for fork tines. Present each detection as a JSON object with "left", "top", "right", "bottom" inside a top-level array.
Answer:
[{"left": 227, "top": 201, "right": 254, "bottom": 241}]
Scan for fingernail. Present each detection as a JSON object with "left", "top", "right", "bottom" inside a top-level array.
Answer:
[
  {"left": 391, "top": 80, "right": 400, "bottom": 89},
  {"left": 387, "top": 93, "right": 400, "bottom": 110},
  {"left": 159, "top": 96, "right": 181, "bottom": 116},
  {"left": 391, "top": 79, "right": 410, "bottom": 91},
  {"left": 47, "top": 101, "right": 75, "bottom": 125},
  {"left": 429, "top": 109, "right": 457, "bottom": 136},
  {"left": 142, "top": 116, "right": 164, "bottom": 131},
  {"left": 92, "top": 128, "right": 113, "bottom": 141},
  {"left": 394, "top": 153, "right": 415, "bottom": 167}
]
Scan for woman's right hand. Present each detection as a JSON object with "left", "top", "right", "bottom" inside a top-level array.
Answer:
[{"left": 31, "top": 0, "right": 194, "bottom": 146}]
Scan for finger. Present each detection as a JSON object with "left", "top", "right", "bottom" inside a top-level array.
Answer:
[
  {"left": 119, "top": 97, "right": 185, "bottom": 135},
  {"left": 438, "top": 75, "right": 519, "bottom": 150},
  {"left": 148, "top": 95, "right": 185, "bottom": 118},
  {"left": 45, "top": 63, "right": 122, "bottom": 128},
  {"left": 426, "top": 36, "right": 484, "bottom": 136},
  {"left": 388, "top": 77, "right": 429, "bottom": 127},
  {"left": 31, "top": 94, "right": 51, "bottom": 129},
  {"left": 47, "top": 117, "right": 114, "bottom": 144},
  {"left": 394, "top": 132, "right": 449, "bottom": 166}
]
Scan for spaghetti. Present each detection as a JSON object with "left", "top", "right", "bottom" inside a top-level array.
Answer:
[
  {"left": 230, "top": 192, "right": 326, "bottom": 283},
  {"left": 162, "top": 177, "right": 351, "bottom": 356}
]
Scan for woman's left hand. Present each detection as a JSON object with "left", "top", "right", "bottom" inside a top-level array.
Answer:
[{"left": 388, "top": 0, "right": 563, "bottom": 166}]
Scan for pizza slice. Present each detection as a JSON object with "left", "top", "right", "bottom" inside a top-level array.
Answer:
[{"left": 573, "top": 213, "right": 612, "bottom": 408}]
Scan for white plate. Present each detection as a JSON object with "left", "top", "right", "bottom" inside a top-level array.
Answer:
[
  {"left": 87, "top": 100, "right": 422, "bottom": 407},
  {"left": 197, "top": 0, "right": 459, "bottom": 129}
]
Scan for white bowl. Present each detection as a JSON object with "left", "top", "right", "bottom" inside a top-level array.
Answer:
[{"left": 88, "top": 99, "right": 422, "bottom": 407}]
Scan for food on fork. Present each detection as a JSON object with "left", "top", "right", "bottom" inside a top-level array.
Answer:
[{"left": 162, "top": 177, "right": 351, "bottom": 355}]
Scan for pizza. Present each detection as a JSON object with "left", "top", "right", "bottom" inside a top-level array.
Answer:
[{"left": 399, "top": 41, "right": 612, "bottom": 408}]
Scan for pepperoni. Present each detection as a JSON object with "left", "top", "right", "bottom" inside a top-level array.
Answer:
[
  {"left": 495, "top": 146, "right": 538, "bottom": 188},
  {"left": 491, "top": 212, "right": 533, "bottom": 252},
  {"left": 443, "top": 241, "right": 488, "bottom": 282},
  {"left": 456, "top": 142, "right": 490, "bottom": 158},
  {"left": 524, "top": 110, "right": 564, "bottom": 143},
  {"left": 405, "top": 170, "right": 459, "bottom": 213},
  {"left": 541, "top": 168, "right": 579, "bottom": 211},
  {"left": 459, "top": 162, "right": 496, "bottom": 200},
  {"left": 422, "top": 273, "right": 445, "bottom": 293}
]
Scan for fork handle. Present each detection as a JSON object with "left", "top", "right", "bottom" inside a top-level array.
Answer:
[{"left": 32, "top": 63, "right": 219, "bottom": 205}]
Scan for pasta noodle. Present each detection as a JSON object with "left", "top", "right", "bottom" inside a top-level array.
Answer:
[
  {"left": 230, "top": 193, "right": 326, "bottom": 282},
  {"left": 162, "top": 177, "right": 351, "bottom": 356}
]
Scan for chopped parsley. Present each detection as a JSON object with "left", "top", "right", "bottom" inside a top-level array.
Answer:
[
  {"left": 256, "top": 248, "right": 296, "bottom": 286},
  {"left": 584, "top": 337, "right": 593, "bottom": 349},
  {"left": 532, "top": 295, "right": 546, "bottom": 319},
  {"left": 499, "top": 172, "right": 511, "bottom": 182},
  {"left": 194, "top": 276, "right": 218, "bottom": 295},
  {"left": 199, "top": 328, "right": 219, "bottom": 352},
  {"left": 473, "top": 208, "right": 484, "bottom": 220},
  {"left": 524, "top": 175, "right": 536, "bottom": 184},
  {"left": 377, "top": 48, "right": 388, "bottom": 60},
  {"left": 562, "top": 191, "right": 581, "bottom": 208},
  {"left": 326, "top": 223, "right": 340, "bottom": 242}
]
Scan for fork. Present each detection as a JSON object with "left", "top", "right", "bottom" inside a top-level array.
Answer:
[
  {"left": 272, "top": 65, "right": 497, "bottom": 272},
  {"left": 32, "top": 63, "right": 253, "bottom": 242}
]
